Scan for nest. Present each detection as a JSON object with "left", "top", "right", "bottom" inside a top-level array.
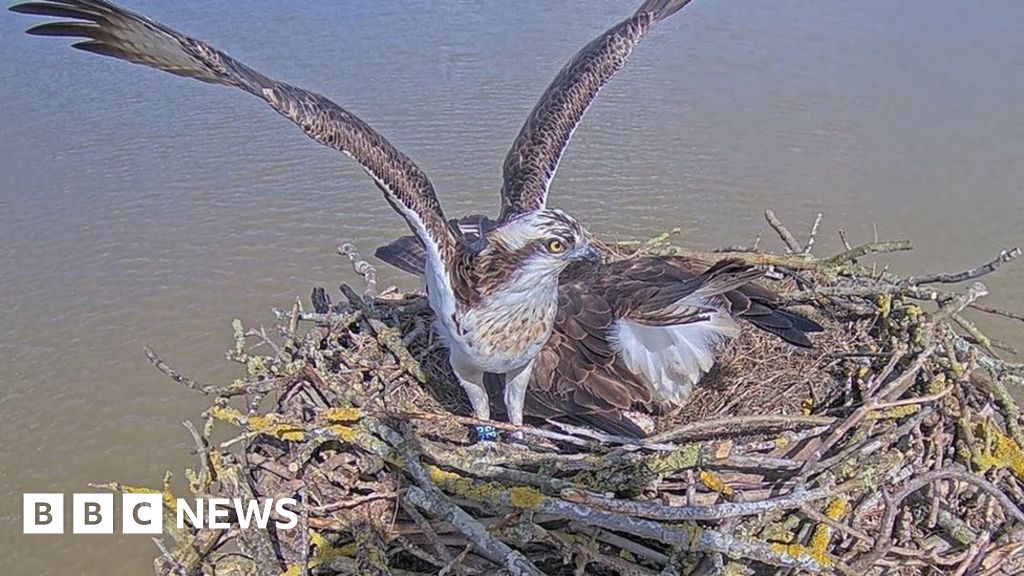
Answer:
[{"left": 129, "top": 214, "right": 1024, "bottom": 576}]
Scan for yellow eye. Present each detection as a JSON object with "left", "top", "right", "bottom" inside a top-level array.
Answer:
[{"left": 546, "top": 239, "right": 566, "bottom": 254}]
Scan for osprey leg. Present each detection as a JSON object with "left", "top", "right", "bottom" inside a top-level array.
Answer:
[
  {"left": 450, "top": 351, "right": 497, "bottom": 441},
  {"left": 504, "top": 360, "right": 534, "bottom": 442}
]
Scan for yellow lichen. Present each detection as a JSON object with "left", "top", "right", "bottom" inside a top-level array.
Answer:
[
  {"left": 769, "top": 542, "right": 832, "bottom": 568},
  {"left": 926, "top": 374, "right": 947, "bottom": 395},
  {"left": 333, "top": 543, "right": 358, "bottom": 557},
  {"left": 320, "top": 407, "right": 362, "bottom": 422},
  {"left": 308, "top": 530, "right": 327, "bottom": 550},
  {"left": 698, "top": 470, "right": 734, "bottom": 497},
  {"left": 824, "top": 497, "right": 849, "bottom": 520},
  {"left": 208, "top": 450, "right": 224, "bottom": 476},
  {"left": 994, "top": 433, "right": 1024, "bottom": 481},
  {"left": 877, "top": 295, "right": 892, "bottom": 318},
  {"left": 760, "top": 522, "right": 794, "bottom": 544},
  {"left": 231, "top": 319, "right": 247, "bottom": 358},
  {"left": 328, "top": 424, "right": 360, "bottom": 443},
  {"left": 509, "top": 486, "right": 546, "bottom": 508},
  {"left": 648, "top": 442, "right": 702, "bottom": 475},
  {"left": 808, "top": 533, "right": 830, "bottom": 555},
  {"left": 865, "top": 404, "right": 920, "bottom": 421},
  {"left": 975, "top": 423, "right": 1024, "bottom": 481},
  {"left": 308, "top": 531, "right": 356, "bottom": 562},
  {"left": 723, "top": 563, "right": 749, "bottom": 576},
  {"left": 427, "top": 465, "right": 547, "bottom": 509},
  {"left": 807, "top": 498, "right": 848, "bottom": 568},
  {"left": 208, "top": 405, "right": 305, "bottom": 441},
  {"left": 92, "top": 471, "right": 178, "bottom": 515},
  {"left": 184, "top": 468, "right": 200, "bottom": 494}
]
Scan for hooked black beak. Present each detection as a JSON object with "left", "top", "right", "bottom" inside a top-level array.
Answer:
[{"left": 577, "top": 244, "right": 602, "bottom": 266}]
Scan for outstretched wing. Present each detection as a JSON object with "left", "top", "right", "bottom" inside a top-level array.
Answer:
[
  {"left": 11, "top": 0, "right": 464, "bottom": 299},
  {"left": 499, "top": 0, "right": 695, "bottom": 221}
]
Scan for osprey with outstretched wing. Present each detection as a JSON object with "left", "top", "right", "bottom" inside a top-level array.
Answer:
[
  {"left": 12, "top": 0, "right": 701, "bottom": 440},
  {"left": 372, "top": 0, "right": 824, "bottom": 435},
  {"left": 14, "top": 0, "right": 679, "bottom": 438}
]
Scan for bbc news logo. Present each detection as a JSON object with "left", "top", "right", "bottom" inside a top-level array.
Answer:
[{"left": 24, "top": 493, "right": 299, "bottom": 534}]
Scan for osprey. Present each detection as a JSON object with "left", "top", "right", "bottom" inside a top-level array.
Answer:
[
  {"left": 379, "top": 220, "right": 823, "bottom": 437},
  {"left": 11, "top": 0, "right": 698, "bottom": 438}
]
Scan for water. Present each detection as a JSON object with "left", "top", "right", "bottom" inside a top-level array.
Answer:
[{"left": 1, "top": 0, "right": 1021, "bottom": 573}]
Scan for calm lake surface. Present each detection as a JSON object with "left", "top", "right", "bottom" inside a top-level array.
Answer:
[{"left": 1, "top": 0, "right": 1022, "bottom": 572}]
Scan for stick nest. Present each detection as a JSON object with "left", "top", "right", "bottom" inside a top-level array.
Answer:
[{"left": 129, "top": 215, "right": 1024, "bottom": 576}]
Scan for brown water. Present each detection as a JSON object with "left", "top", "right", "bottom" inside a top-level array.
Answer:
[{"left": 1, "top": 0, "right": 1022, "bottom": 573}]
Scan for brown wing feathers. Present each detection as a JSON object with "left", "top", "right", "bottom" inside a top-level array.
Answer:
[
  {"left": 591, "top": 257, "right": 823, "bottom": 346},
  {"left": 12, "top": 0, "right": 463, "bottom": 291},
  {"left": 499, "top": 0, "right": 695, "bottom": 220}
]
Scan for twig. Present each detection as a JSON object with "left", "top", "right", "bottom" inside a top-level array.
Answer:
[
  {"left": 182, "top": 420, "right": 214, "bottom": 489},
  {"left": 803, "top": 212, "right": 823, "bottom": 255},
  {"left": 838, "top": 229, "right": 853, "bottom": 252},
  {"left": 649, "top": 414, "right": 836, "bottom": 444},
  {"left": 272, "top": 307, "right": 362, "bottom": 325},
  {"left": 764, "top": 210, "right": 803, "bottom": 253},
  {"left": 402, "top": 498, "right": 463, "bottom": 576},
  {"left": 144, "top": 346, "right": 223, "bottom": 395},
  {"left": 540, "top": 498, "right": 831, "bottom": 572},
  {"left": 339, "top": 241, "right": 379, "bottom": 296},
  {"left": 822, "top": 240, "right": 914, "bottom": 267},
  {"left": 547, "top": 420, "right": 677, "bottom": 450},
  {"left": 932, "top": 282, "right": 989, "bottom": 324},
  {"left": 907, "top": 248, "right": 1021, "bottom": 285},
  {"left": 968, "top": 303, "right": 1024, "bottom": 324},
  {"left": 406, "top": 486, "right": 542, "bottom": 575},
  {"left": 378, "top": 422, "right": 546, "bottom": 576},
  {"left": 562, "top": 483, "right": 850, "bottom": 521}
]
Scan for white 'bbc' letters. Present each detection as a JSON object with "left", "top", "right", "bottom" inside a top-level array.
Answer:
[
  {"left": 23, "top": 493, "right": 64, "bottom": 534},
  {"left": 123, "top": 493, "right": 164, "bottom": 534},
  {"left": 73, "top": 493, "right": 114, "bottom": 534}
]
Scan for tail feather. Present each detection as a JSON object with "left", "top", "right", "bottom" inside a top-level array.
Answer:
[
  {"left": 736, "top": 302, "right": 823, "bottom": 349},
  {"left": 747, "top": 320, "right": 814, "bottom": 348}
]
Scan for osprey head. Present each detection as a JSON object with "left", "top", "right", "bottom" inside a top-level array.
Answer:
[{"left": 483, "top": 209, "right": 600, "bottom": 282}]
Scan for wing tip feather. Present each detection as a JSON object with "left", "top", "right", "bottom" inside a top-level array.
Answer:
[{"left": 634, "top": 0, "right": 697, "bottom": 21}]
